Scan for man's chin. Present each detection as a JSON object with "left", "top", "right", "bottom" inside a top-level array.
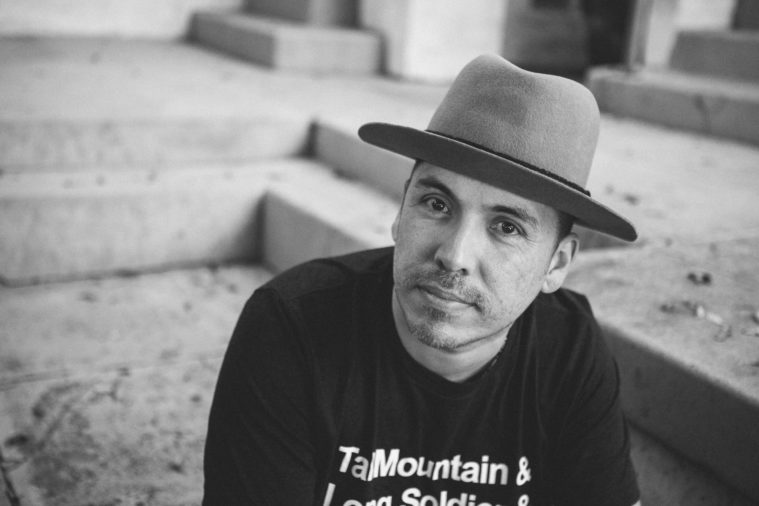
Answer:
[
  {"left": 409, "top": 321, "right": 472, "bottom": 353},
  {"left": 413, "top": 330, "right": 458, "bottom": 352},
  {"left": 396, "top": 287, "right": 481, "bottom": 352}
]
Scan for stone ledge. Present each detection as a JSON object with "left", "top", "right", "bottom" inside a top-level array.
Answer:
[
  {"left": 313, "top": 119, "right": 412, "bottom": 201},
  {"left": 0, "top": 265, "right": 270, "bottom": 386},
  {"left": 0, "top": 0, "right": 244, "bottom": 39},
  {"left": 261, "top": 165, "right": 396, "bottom": 272},
  {"left": 671, "top": 30, "right": 759, "bottom": 83},
  {"left": 191, "top": 10, "right": 380, "bottom": 74},
  {"left": 589, "top": 66, "right": 759, "bottom": 146},
  {"left": 565, "top": 240, "right": 759, "bottom": 501},
  {"left": 0, "top": 159, "right": 325, "bottom": 285},
  {"left": 0, "top": 117, "right": 310, "bottom": 173},
  {"left": 244, "top": 0, "right": 356, "bottom": 26},
  {"left": 630, "top": 425, "right": 756, "bottom": 506}
]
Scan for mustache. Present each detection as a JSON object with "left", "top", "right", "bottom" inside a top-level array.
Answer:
[{"left": 401, "top": 268, "right": 486, "bottom": 308}]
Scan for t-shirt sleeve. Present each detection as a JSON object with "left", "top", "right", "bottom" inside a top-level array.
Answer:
[
  {"left": 203, "top": 288, "right": 317, "bottom": 505},
  {"left": 548, "top": 311, "right": 640, "bottom": 506}
]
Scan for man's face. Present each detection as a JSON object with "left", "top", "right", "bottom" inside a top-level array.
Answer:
[{"left": 392, "top": 162, "right": 576, "bottom": 353}]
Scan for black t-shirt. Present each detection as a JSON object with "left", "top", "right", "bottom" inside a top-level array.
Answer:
[{"left": 204, "top": 248, "right": 639, "bottom": 506}]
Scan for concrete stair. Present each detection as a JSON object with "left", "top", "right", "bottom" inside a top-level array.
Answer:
[
  {"left": 0, "top": 117, "right": 309, "bottom": 172},
  {"left": 735, "top": 1, "right": 759, "bottom": 30},
  {"left": 244, "top": 0, "right": 356, "bottom": 26},
  {"left": 0, "top": 0, "right": 245, "bottom": 39},
  {"left": 262, "top": 168, "right": 395, "bottom": 272},
  {"left": 589, "top": 24, "right": 759, "bottom": 146},
  {"left": 0, "top": 37, "right": 443, "bottom": 285},
  {"left": 670, "top": 29, "right": 759, "bottom": 83},
  {"left": 3, "top": 36, "right": 759, "bottom": 505},
  {"left": 0, "top": 160, "right": 346, "bottom": 285},
  {"left": 630, "top": 428, "right": 757, "bottom": 506},
  {"left": 566, "top": 243, "right": 759, "bottom": 503},
  {"left": 589, "top": 67, "right": 759, "bottom": 146},
  {"left": 313, "top": 119, "right": 411, "bottom": 201},
  {"left": 191, "top": 10, "right": 380, "bottom": 73},
  {"left": 585, "top": 24, "right": 759, "bottom": 497}
]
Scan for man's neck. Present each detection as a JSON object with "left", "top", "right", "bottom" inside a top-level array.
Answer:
[{"left": 391, "top": 291, "right": 509, "bottom": 383}]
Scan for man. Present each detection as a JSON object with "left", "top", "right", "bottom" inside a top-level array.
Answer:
[{"left": 204, "top": 54, "right": 641, "bottom": 506}]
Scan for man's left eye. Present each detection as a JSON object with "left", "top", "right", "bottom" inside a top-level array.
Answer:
[{"left": 493, "top": 221, "right": 520, "bottom": 236}]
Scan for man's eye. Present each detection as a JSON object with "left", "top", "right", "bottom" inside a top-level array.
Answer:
[
  {"left": 425, "top": 197, "right": 449, "bottom": 214},
  {"left": 493, "top": 221, "right": 520, "bottom": 236}
]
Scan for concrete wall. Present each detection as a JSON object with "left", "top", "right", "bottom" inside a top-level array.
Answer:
[
  {"left": 500, "top": 0, "right": 739, "bottom": 71},
  {"left": 244, "top": 0, "right": 357, "bottom": 26},
  {"left": 644, "top": 0, "right": 737, "bottom": 67},
  {"left": 502, "top": 0, "right": 589, "bottom": 72},
  {"left": 734, "top": 0, "right": 759, "bottom": 29},
  {"left": 360, "top": 0, "right": 506, "bottom": 82},
  {"left": 0, "top": 0, "right": 244, "bottom": 39}
]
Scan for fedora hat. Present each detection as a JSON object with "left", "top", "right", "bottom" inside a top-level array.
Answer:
[{"left": 358, "top": 54, "right": 637, "bottom": 242}]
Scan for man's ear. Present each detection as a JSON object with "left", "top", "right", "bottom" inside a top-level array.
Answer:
[{"left": 541, "top": 233, "right": 579, "bottom": 293}]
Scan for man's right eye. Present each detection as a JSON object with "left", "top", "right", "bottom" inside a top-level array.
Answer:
[{"left": 424, "top": 197, "right": 450, "bottom": 214}]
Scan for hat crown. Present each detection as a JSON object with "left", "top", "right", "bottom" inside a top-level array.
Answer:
[{"left": 427, "top": 54, "right": 600, "bottom": 189}]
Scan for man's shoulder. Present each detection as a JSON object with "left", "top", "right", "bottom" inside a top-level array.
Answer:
[
  {"left": 532, "top": 287, "right": 596, "bottom": 325},
  {"left": 523, "top": 288, "right": 604, "bottom": 356},
  {"left": 259, "top": 247, "right": 393, "bottom": 303}
]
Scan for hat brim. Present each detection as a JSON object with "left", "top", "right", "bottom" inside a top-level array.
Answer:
[{"left": 359, "top": 122, "right": 637, "bottom": 242}]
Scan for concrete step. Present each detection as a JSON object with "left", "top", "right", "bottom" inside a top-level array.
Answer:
[
  {"left": 735, "top": 1, "right": 759, "bottom": 30},
  {"left": 589, "top": 66, "right": 759, "bottom": 146},
  {"left": 0, "top": 0, "right": 243, "bottom": 38},
  {"left": 0, "top": 37, "right": 446, "bottom": 171},
  {"left": 0, "top": 159, "right": 339, "bottom": 285},
  {"left": 0, "top": 265, "right": 271, "bottom": 387},
  {"left": 313, "top": 119, "right": 412, "bottom": 201},
  {"left": 565, "top": 240, "right": 759, "bottom": 502},
  {"left": 261, "top": 159, "right": 397, "bottom": 272},
  {"left": 0, "top": 37, "right": 319, "bottom": 171},
  {"left": 244, "top": 0, "right": 356, "bottom": 26},
  {"left": 190, "top": 10, "right": 380, "bottom": 74},
  {"left": 670, "top": 29, "right": 759, "bottom": 83},
  {"left": 0, "top": 117, "right": 310, "bottom": 173},
  {"left": 0, "top": 264, "right": 271, "bottom": 504},
  {"left": 630, "top": 426, "right": 757, "bottom": 506}
]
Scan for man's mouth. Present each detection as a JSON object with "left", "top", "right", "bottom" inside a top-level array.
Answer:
[{"left": 418, "top": 284, "right": 473, "bottom": 306}]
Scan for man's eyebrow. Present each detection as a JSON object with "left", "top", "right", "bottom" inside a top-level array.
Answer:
[
  {"left": 413, "top": 176, "right": 456, "bottom": 199},
  {"left": 491, "top": 205, "right": 540, "bottom": 229}
]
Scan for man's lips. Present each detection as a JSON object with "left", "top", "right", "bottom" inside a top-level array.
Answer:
[{"left": 418, "top": 284, "right": 473, "bottom": 306}]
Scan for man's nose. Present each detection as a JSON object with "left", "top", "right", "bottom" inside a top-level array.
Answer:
[{"left": 434, "top": 217, "right": 480, "bottom": 274}]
